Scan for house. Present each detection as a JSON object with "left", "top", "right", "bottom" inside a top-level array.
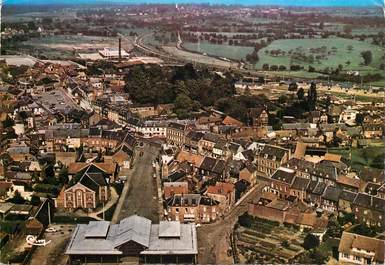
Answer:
[
  {"left": 255, "top": 144, "right": 291, "bottom": 176},
  {"left": 289, "top": 177, "right": 310, "bottom": 202},
  {"left": 67, "top": 162, "right": 118, "bottom": 182},
  {"left": 239, "top": 164, "right": 257, "bottom": 186},
  {"left": 248, "top": 198, "right": 328, "bottom": 231},
  {"left": 377, "top": 184, "right": 385, "bottom": 200},
  {"left": 166, "top": 194, "right": 219, "bottom": 223},
  {"left": 338, "top": 190, "right": 357, "bottom": 213},
  {"left": 205, "top": 182, "right": 235, "bottom": 211},
  {"left": 111, "top": 146, "right": 133, "bottom": 169},
  {"left": 248, "top": 199, "right": 297, "bottom": 224},
  {"left": 352, "top": 193, "right": 385, "bottom": 229},
  {"left": 269, "top": 167, "right": 296, "bottom": 199},
  {"left": 212, "top": 139, "right": 228, "bottom": 158},
  {"left": 55, "top": 152, "right": 77, "bottom": 166},
  {"left": 222, "top": 116, "right": 244, "bottom": 127},
  {"left": 196, "top": 116, "right": 222, "bottom": 127},
  {"left": 198, "top": 133, "right": 221, "bottom": 154},
  {"left": 26, "top": 198, "right": 54, "bottom": 235},
  {"left": 56, "top": 166, "right": 110, "bottom": 210},
  {"left": 184, "top": 131, "right": 204, "bottom": 153},
  {"left": 336, "top": 175, "right": 361, "bottom": 193},
  {"left": 138, "top": 121, "right": 168, "bottom": 138},
  {"left": 365, "top": 182, "right": 382, "bottom": 196},
  {"left": 65, "top": 215, "right": 198, "bottom": 264},
  {"left": 228, "top": 142, "right": 244, "bottom": 157},
  {"left": 338, "top": 232, "right": 384, "bottom": 265},
  {"left": 248, "top": 107, "right": 268, "bottom": 126},
  {"left": 9, "top": 204, "right": 33, "bottom": 216},
  {"left": 166, "top": 122, "right": 186, "bottom": 146},
  {"left": 0, "top": 202, "right": 14, "bottom": 220},
  {"left": 234, "top": 149, "right": 254, "bottom": 162},
  {"left": 358, "top": 168, "right": 384, "bottom": 185},
  {"left": 163, "top": 182, "right": 189, "bottom": 200},
  {"left": 321, "top": 186, "right": 342, "bottom": 212},
  {"left": 339, "top": 109, "right": 358, "bottom": 125},
  {"left": 0, "top": 182, "right": 13, "bottom": 201},
  {"left": 198, "top": 157, "right": 226, "bottom": 179},
  {"left": 306, "top": 181, "right": 326, "bottom": 207},
  {"left": 175, "top": 150, "right": 204, "bottom": 171},
  {"left": 307, "top": 111, "right": 321, "bottom": 124},
  {"left": 363, "top": 124, "right": 383, "bottom": 139},
  {"left": 285, "top": 158, "right": 339, "bottom": 185}
]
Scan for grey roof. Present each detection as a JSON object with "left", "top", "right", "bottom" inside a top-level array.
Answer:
[
  {"left": 66, "top": 215, "right": 151, "bottom": 255},
  {"left": 271, "top": 168, "right": 296, "bottom": 184},
  {"left": 65, "top": 225, "right": 121, "bottom": 255},
  {"left": 339, "top": 190, "right": 357, "bottom": 203},
  {"left": 65, "top": 215, "right": 198, "bottom": 256},
  {"left": 282, "top": 123, "right": 311, "bottom": 130},
  {"left": 312, "top": 182, "right": 327, "bottom": 195},
  {"left": 322, "top": 186, "right": 342, "bottom": 202},
  {"left": 202, "top": 132, "right": 220, "bottom": 143},
  {"left": 258, "top": 145, "right": 289, "bottom": 161},
  {"left": 0, "top": 202, "right": 14, "bottom": 214},
  {"left": 167, "top": 194, "right": 201, "bottom": 207},
  {"left": 110, "top": 215, "right": 152, "bottom": 248},
  {"left": 168, "top": 122, "right": 186, "bottom": 130},
  {"left": 85, "top": 221, "right": 110, "bottom": 238},
  {"left": 291, "top": 177, "right": 310, "bottom": 190},
  {"left": 141, "top": 223, "right": 197, "bottom": 255},
  {"left": 158, "top": 221, "right": 180, "bottom": 238}
]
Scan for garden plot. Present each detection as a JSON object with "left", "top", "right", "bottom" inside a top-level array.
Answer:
[{"left": 235, "top": 217, "right": 305, "bottom": 264}]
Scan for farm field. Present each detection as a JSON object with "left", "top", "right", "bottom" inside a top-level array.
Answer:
[
  {"left": 183, "top": 42, "right": 254, "bottom": 60},
  {"left": 255, "top": 37, "right": 385, "bottom": 73}
]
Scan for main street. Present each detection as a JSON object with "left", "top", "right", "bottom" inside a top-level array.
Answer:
[
  {"left": 114, "top": 142, "right": 161, "bottom": 223},
  {"left": 197, "top": 181, "right": 267, "bottom": 264}
]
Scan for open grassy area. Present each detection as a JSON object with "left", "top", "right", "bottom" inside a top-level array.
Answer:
[
  {"left": 263, "top": 70, "right": 327, "bottom": 79},
  {"left": 328, "top": 144, "right": 384, "bottom": 171},
  {"left": 255, "top": 37, "right": 385, "bottom": 74},
  {"left": 183, "top": 42, "right": 254, "bottom": 60}
]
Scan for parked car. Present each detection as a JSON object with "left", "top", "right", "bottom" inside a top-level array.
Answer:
[{"left": 45, "top": 227, "right": 59, "bottom": 233}]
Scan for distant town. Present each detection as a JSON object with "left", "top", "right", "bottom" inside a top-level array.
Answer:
[{"left": 0, "top": 3, "right": 384, "bottom": 265}]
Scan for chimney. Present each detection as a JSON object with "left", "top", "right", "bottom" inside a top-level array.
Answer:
[{"left": 118, "top": 38, "right": 122, "bottom": 62}]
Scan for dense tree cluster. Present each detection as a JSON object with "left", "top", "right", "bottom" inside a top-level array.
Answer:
[
  {"left": 216, "top": 94, "right": 273, "bottom": 124},
  {"left": 124, "top": 64, "right": 236, "bottom": 118},
  {"left": 360, "top": 50, "right": 373, "bottom": 66}
]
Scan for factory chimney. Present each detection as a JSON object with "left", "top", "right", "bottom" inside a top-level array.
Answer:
[{"left": 118, "top": 37, "right": 122, "bottom": 62}]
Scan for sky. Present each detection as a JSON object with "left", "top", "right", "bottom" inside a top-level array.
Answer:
[{"left": 3, "top": 0, "right": 384, "bottom": 6}]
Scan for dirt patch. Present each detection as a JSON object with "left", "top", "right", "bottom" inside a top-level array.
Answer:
[{"left": 29, "top": 224, "right": 74, "bottom": 265}]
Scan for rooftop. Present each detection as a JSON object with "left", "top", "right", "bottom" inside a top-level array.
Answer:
[{"left": 65, "top": 215, "right": 197, "bottom": 256}]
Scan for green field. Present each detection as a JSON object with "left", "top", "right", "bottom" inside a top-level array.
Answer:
[
  {"left": 329, "top": 145, "right": 384, "bottom": 171},
  {"left": 184, "top": 42, "right": 254, "bottom": 60},
  {"left": 255, "top": 37, "right": 385, "bottom": 73}
]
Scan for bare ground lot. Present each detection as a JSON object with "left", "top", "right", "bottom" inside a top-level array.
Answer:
[
  {"left": 22, "top": 35, "right": 133, "bottom": 52},
  {"left": 29, "top": 224, "right": 75, "bottom": 265}
]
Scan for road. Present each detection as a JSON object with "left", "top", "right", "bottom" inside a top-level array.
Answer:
[
  {"left": 115, "top": 142, "right": 161, "bottom": 223},
  {"left": 197, "top": 181, "right": 267, "bottom": 264}
]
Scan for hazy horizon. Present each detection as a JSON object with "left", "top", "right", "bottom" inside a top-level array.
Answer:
[{"left": 3, "top": 0, "right": 384, "bottom": 7}]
